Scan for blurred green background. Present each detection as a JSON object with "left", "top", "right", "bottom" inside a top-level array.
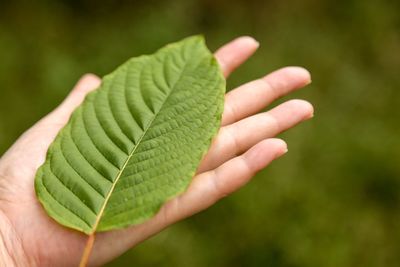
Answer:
[{"left": 1, "top": 0, "right": 400, "bottom": 266}]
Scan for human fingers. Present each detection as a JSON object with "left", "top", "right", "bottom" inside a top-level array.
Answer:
[
  {"left": 165, "top": 138, "right": 287, "bottom": 223},
  {"left": 222, "top": 66, "right": 311, "bottom": 126},
  {"left": 214, "top": 36, "right": 259, "bottom": 77},
  {"left": 198, "top": 99, "right": 313, "bottom": 173}
]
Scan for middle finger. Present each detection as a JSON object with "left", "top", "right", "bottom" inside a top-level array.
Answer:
[
  {"left": 198, "top": 99, "right": 313, "bottom": 173},
  {"left": 222, "top": 66, "right": 311, "bottom": 126}
]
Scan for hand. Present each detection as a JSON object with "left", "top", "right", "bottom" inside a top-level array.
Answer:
[{"left": 0, "top": 36, "right": 313, "bottom": 267}]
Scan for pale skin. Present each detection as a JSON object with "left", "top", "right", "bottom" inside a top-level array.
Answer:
[{"left": 0, "top": 36, "right": 313, "bottom": 266}]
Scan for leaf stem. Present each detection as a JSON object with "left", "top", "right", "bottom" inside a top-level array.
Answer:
[{"left": 79, "top": 234, "right": 96, "bottom": 267}]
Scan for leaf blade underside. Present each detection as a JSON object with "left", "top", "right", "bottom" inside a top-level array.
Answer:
[{"left": 35, "top": 36, "right": 226, "bottom": 234}]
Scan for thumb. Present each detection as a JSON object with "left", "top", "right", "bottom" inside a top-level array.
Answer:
[
  {"left": 0, "top": 74, "right": 101, "bottom": 175},
  {"left": 41, "top": 74, "right": 101, "bottom": 126}
]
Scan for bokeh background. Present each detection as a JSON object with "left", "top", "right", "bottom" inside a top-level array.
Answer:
[{"left": 1, "top": 0, "right": 400, "bottom": 266}]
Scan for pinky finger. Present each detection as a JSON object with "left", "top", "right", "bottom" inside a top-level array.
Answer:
[
  {"left": 205, "top": 138, "right": 287, "bottom": 199},
  {"left": 165, "top": 138, "right": 288, "bottom": 223},
  {"left": 93, "top": 138, "right": 288, "bottom": 259}
]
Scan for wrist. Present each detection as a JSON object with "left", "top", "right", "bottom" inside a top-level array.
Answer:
[{"left": 0, "top": 209, "right": 32, "bottom": 267}]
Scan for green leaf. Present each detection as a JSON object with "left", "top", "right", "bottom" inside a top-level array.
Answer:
[{"left": 35, "top": 36, "right": 225, "bottom": 234}]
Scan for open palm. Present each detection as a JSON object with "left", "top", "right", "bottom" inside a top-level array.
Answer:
[{"left": 0, "top": 37, "right": 313, "bottom": 267}]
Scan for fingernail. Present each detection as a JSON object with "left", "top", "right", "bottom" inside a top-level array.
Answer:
[
  {"left": 239, "top": 36, "right": 259, "bottom": 48},
  {"left": 253, "top": 40, "right": 260, "bottom": 48},
  {"left": 277, "top": 147, "right": 288, "bottom": 159}
]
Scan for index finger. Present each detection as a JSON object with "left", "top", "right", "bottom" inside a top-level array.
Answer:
[{"left": 214, "top": 36, "right": 259, "bottom": 77}]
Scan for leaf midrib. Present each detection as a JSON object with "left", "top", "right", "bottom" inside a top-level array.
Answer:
[{"left": 90, "top": 56, "right": 195, "bottom": 233}]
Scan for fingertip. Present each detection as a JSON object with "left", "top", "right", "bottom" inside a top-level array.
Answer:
[
  {"left": 279, "top": 66, "right": 312, "bottom": 86},
  {"left": 215, "top": 36, "right": 260, "bottom": 77},
  {"left": 274, "top": 138, "right": 288, "bottom": 156},
  {"left": 260, "top": 138, "right": 288, "bottom": 158},
  {"left": 81, "top": 73, "right": 100, "bottom": 81},
  {"left": 68, "top": 74, "right": 100, "bottom": 99},
  {"left": 286, "top": 99, "right": 314, "bottom": 119},
  {"left": 246, "top": 138, "right": 287, "bottom": 171},
  {"left": 234, "top": 36, "right": 260, "bottom": 49},
  {"left": 50, "top": 73, "right": 101, "bottom": 123},
  {"left": 75, "top": 73, "right": 101, "bottom": 92}
]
